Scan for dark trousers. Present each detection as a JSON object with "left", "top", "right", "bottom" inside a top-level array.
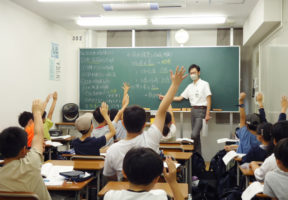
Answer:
[{"left": 191, "top": 108, "right": 206, "bottom": 155}]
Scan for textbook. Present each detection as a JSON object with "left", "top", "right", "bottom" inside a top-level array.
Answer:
[
  {"left": 163, "top": 162, "right": 181, "bottom": 169},
  {"left": 51, "top": 135, "right": 71, "bottom": 140},
  {"left": 222, "top": 150, "right": 245, "bottom": 165},
  {"left": 41, "top": 163, "right": 73, "bottom": 186}
]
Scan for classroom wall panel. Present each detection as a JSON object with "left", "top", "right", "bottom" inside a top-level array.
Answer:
[
  {"left": 252, "top": 0, "right": 288, "bottom": 122},
  {"left": 0, "top": 0, "right": 80, "bottom": 130}
]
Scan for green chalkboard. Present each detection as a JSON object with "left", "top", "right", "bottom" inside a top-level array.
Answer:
[{"left": 79, "top": 47, "right": 239, "bottom": 111}]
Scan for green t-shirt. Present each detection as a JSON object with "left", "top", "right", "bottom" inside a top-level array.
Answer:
[{"left": 44, "top": 118, "right": 53, "bottom": 140}]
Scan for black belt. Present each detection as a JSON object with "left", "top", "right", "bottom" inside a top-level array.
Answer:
[{"left": 192, "top": 106, "right": 207, "bottom": 109}]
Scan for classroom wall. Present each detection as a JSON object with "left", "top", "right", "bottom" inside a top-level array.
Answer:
[
  {"left": 0, "top": 0, "right": 80, "bottom": 130},
  {"left": 252, "top": 0, "right": 288, "bottom": 122},
  {"left": 0, "top": 0, "right": 241, "bottom": 161}
]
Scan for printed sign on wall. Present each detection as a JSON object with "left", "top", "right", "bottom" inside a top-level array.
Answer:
[{"left": 49, "top": 42, "right": 61, "bottom": 81}]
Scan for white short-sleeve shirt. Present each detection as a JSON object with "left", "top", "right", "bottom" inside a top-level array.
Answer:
[
  {"left": 104, "top": 189, "right": 168, "bottom": 200},
  {"left": 254, "top": 153, "right": 277, "bottom": 181},
  {"left": 103, "top": 124, "right": 162, "bottom": 179},
  {"left": 181, "top": 79, "right": 212, "bottom": 106}
]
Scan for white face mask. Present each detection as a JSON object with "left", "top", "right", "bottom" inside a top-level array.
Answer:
[{"left": 190, "top": 74, "right": 198, "bottom": 81}]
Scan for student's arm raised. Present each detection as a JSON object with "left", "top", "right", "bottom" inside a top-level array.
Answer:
[
  {"left": 101, "top": 102, "right": 116, "bottom": 142},
  {"left": 31, "top": 99, "right": 45, "bottom": 154},
  {"left": 47, "top": 91, "right": 57, "bottom": 120},
  {"left": 163, "top": 157, "right": 184, "bottom": 200},
  {"left": 239, "top": 92, "right": 246, "bottom": 128},
  {"left": 113, "top": 94, "right": 129, "bottom": 123},
  {"left": 154, "top": 66, "right": 187, "bottom": 132}
]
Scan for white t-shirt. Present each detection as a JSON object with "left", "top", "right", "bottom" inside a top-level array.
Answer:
[
  {"left": 104, "top": 189, "right": 168, "bottom": 200},
  {"left": 115, "top": 120, "right": 127, "bottom": 140},
  {"left": 181, "top": 79, "right": 212, "bottom": 106},
  {"left": 161, "top": 124, "right": 177, "bottom": 142},
  {"left": 103, "top": 124, "right": 162, "bottom": 179},
  {"left": 254, "top": 153, "right": 277, "bottom": 181}
]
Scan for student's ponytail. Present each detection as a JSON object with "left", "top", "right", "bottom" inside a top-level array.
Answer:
[{"left": 162, "top": 112, "right": 172, "bottom": 136}]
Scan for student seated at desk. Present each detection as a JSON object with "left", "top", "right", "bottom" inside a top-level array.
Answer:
[
  {"left": 72, "top": 102, "right": 116, "bottom": 156},
  {"left": 92, "top": 83, "right": 130, "bottom": 144},
  {"left": 18, "top": 111, "right": 34, "bottom": 148},
  {"left": 161, "top": 105, "right": 177, "bottom": 143},
  {"left": 103, "top": 66, "right": 187, "bottom": 180},
  {"left": 251, "top": 120, "right": 288, "bottom": 182},
  {"left": 225, "top": 92, "right": 261, "bottom": 154},
  {"left": 104, "top": 147, "right": 184, "bottom": 200},
  {"left": 239, "top": 122, "right": 273, "bottom": 163},
  {"left": 42, "top": 91, "right": 58, "bottom": 140},
  {"left": 264, "top": 138, "right": 288, "bottom": 200},
  {"left": 0, "top": 99, "right": 51, "bottom": 200}
]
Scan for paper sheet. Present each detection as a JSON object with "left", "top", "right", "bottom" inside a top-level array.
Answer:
[
  {"left": 51, "top": 135, "right": 70, "bottom": 140},
  {"left": 217, "top": 138, "right": 239, "bottom": 144},
  {"left": 202, "top": 119, "right": 208, "bottom": 137},
  {"left": 41, "top": 163, "right": 73, "bottom": 186},
  {"left": 163, "top": 162, "right": 181, "bottom": 169},
  {"left": 45, "top": 140, "right": 63, "bottom": 147},
  {"left": 222, "top": 151, "right": 246, "bottom": 165},
  {"left": 242, "top": 181, "right": 264, "bottom": 200},
  {"left": 176, "top": 138, "right": 194, "bottom": 143}
]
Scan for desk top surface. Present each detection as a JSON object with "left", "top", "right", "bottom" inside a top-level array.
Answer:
[
  {"left": 164, "top": 151, "right": 192, "bottom": 160},
  {"left": 46, "top": 160, "right": 104, "bottom": 170},
  {"left": 160, "top": 144, "right": 194, "bottom": 151},
  {"left": 98, "top": 181, "right": 188, "bottom": 198}
]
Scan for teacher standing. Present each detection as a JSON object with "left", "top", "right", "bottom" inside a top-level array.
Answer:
[{"left": 159, "top": 64, "right": 212, "bottom": 154}]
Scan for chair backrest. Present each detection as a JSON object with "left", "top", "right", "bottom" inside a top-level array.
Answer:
[
  {"left": 0, "top": 191, "right": 39, "bottom": 200},
  {"left": 71, "top": 155, "right": 105, "bottom": 161},
  {"left": 160, "top": 146, "right": 184, "bottom": 152}
]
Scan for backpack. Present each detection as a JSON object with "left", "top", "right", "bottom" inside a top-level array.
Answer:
[
  {"left": 192, "top": 171, "right": 218, "bottom": 200},
  {"left": 192, "top": 151, "right": 206, "bottom": 178},
  {"left": 209, "top": 149, "right": 227, "bottom": 180},
  {"left": 219, "top": 186, "right": 242, "bottom": 200}
]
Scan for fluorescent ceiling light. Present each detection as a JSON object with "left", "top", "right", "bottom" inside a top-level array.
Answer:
[
  {"left": 103, "top": 3, "right": 159, "bottom": 11},
  {"left": 151, "top": 16, "right": 226, "bottom": 25},
  {"left": 38, "top": 0, "right": 95, "bottom": 2},
  {"left": 76, "top": 17, "right": 148, "bottom": 26}
]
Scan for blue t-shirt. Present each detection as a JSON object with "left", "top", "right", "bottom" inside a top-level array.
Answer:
[
  {"left": 236, "top": 126, "right": 260, "bottom": 154},
  {"left": 72, "top": 136, "right": 106, "bottom": 156}
]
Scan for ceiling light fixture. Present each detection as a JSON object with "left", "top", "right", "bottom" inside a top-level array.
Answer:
[
  {"left": 151, "top": 16, "right": 226, "bottom": 25},
  {"left": 103, "top": 3, "right": 159, "bottom": 11}
]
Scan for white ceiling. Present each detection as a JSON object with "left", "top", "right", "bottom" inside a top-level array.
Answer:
[{"left": 11, "top": 0, "right": 259, "bottom": 30}]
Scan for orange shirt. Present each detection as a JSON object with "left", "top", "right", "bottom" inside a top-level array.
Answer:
[{"left": 25, "top": 123, "right": 34, "bottom": 147}]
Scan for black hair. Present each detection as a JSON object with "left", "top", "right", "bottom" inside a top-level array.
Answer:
[
  {"left": 0, "top": 127, "right": 27, "bottom": 158},
  {"left": 109, "top": 109, "right": 119, "bottom": 121},
  {"left": 123, "top": 147, "right": 163, "bottom": 185},
  {"left": 257, "top": 122, "right": 274, "bottom": 156},
  {"left": 247, "top": 114, "right": 260, "bottom": 131},
  {"left": 18, "top": 112, "right": 33, "bottom": 128},
  {"left": 93, "top": 107, "right": 104, "bottom": 124},
  {"left": 274, "top": 138, "right": 288, "bottom": 169},
  {"left": 163, "top": 112, "right": 172, "bottom": 136},
  {"left": 257, "top": 122, "right": 273, "bottom": 142},
  {"left": 123, "top": 106, "right": 146, "bottom": 133},
  {"left": 272, "top": 121, "right": 288, "bottom": 143},
  {"left": 188, "top": 64, "right": 200, "bottom": 73},
  {"left": 42, "top": 111, "right": 47, "bottom": 119}
]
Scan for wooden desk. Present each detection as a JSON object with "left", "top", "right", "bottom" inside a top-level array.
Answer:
[
  {"left": 164, "top": 151, "right": 192, "bottom": 194},
  {"left": 98, "top": 181, "right": 188, "bottom": 198},
  {"left": 51, "top": 136, "right": 75, "bottom": 149},
  {"left": 46, "top": 160, "right": 104, "bottom": 199},
  {"left": 160, "top": 144, "right": 194, "bottom": 152},
  {"left": 45, "top": 160, "right": 94, "bottom": 200},
  {"left": 55, "top": 122, "right": 75, "bottom": 135}
]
